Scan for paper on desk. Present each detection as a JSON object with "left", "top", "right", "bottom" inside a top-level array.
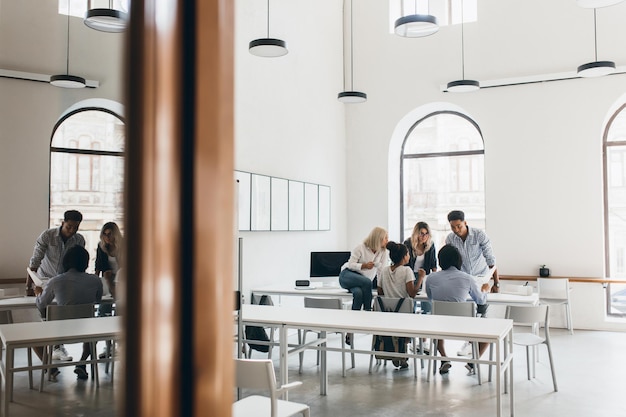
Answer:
[{"left": 473, "top": 265, "right": 496, "bottom": 284}]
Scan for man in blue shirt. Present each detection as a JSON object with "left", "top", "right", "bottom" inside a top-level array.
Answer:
[{"left": 426, "top": 245, "right": 491, "bottom": 375}]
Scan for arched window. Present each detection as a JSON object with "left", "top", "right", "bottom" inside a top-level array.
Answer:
[
  {"left": 50, "top": 107, "right": 125, "bottom": 269},
  {"left": 603, "top": 103, "right": 626, "bottom": 316},
  {"left": 400, "top": 111, "right": 484, "bottom": 249}
]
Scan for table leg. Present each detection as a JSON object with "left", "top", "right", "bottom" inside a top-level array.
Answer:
[
  {"left": 279, "top": 325, "right": 288, "bottom": 400},
  {"left": 496, "top": 338, "right": 501, "bottom": 417},
  {"left": 508, "top": 330, "right": 515, "bottom": 417},
  {"left": 320, "top": 330, "right": 327, "bottom": 395},
  {"left": 4, "top": 347, "right": 13, "bottom": 417}
]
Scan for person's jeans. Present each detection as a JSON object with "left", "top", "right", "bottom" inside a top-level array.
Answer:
[{"left": 339, "top": 269, "right": 373, "bottom": 311}]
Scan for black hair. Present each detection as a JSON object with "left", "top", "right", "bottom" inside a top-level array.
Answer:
[
  {"left": 437, "top": 245, "right": 463, "bottom": 270},
  {"left": 447, "top": 210, "right": 465, "bottom": 222},
  {"left": 64, "top": 210, "right": 83, "bottom": 223},
  {"left": 386, "top": 241, "right": 408, "bottom": 265},
  {"left": 62, "top": 246, "right": 89, "bottom": 273}
]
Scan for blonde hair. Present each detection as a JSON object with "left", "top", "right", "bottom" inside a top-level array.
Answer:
[
  {"left": 99, "top": 222, "right": 124, "bottom": 259},
  {"left": 411, "top": 221, "right": 433, "bottom": 254},
  {"left": 363, "top": 227, "right": 388, "bottom": 252}
]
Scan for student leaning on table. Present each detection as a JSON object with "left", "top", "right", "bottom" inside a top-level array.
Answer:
[
  {"left": 425, "top": 244, "right": 491, "bottom": 375},
  {"left": 34, "top": 246, "right": 103, "bottom": 382},
  {"left": 339, "top": 226, "right": 390, "bottom": 312}
]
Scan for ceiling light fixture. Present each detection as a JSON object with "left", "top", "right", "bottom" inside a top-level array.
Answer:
[
  {"left": 446, "top": 0, "right": 479, "bottom": 92},
  {"left": 249, "top": 0, "right": 288, "bottom": 57},
  {"left": 576, "top": 0, "right": 625, "bottom": 8},
  {"left": 577, "top": 8, "right": 615, "bottom": 77},
  {"left": 50, "top": 2, "right": 86, "bottom": 89},
  {"left": 84, "top": 0, "right": 128, "bottom": 33},
  {"left": 338, "top": 0, "right": 366, "bottom": 103},
  {"left": 394, "top": 0, "right": 438, "bottom": 38}
]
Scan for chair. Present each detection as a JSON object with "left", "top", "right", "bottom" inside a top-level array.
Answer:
[
  {"left": 506, "top": 304, "right": 558, "bottom": 392},
  {"left": 428, "top": 301, "right": 490, "bottom": 384},
  {"left": 40, "top": 303, "right": 98, "bottom": 390},
  {"left": 233, "top": 358, "right": 310, "bottom": 417},
  {"left": 537, "top": 277, "right": 573, "bottom": 334},
  {"left": 298, "top": 297, "right": 354, "bottom": 377},
  {"left": 244, "top": 295, "right": 276, "bottom": 359},
  {"left": 368, "top": 296, "right": 419, "bottom": 378}
]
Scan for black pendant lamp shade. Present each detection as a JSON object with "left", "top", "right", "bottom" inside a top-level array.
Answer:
[
  {"left": 337, "top": 91, "right": 367, "bottom": 103},
  {"left": 577, "top": 8, "right": 615, "bottom": 77},
  {"left": 249, "top": 0, "right": 288, "bottom": 57},
  {"left": 338, "top": 0, "right": 367, "bottom": 103},
  {"left": 84, "top": 7, "right": 128, "bottom": 33},
  {"left": 50, "top": 3, "right": 86, "bottom": 89},
  {"left": 446, "top": 1, "right": 479, "bottom": 92},
  {"left": 394, "top": 14, "right": 439, "bottom": 38}
]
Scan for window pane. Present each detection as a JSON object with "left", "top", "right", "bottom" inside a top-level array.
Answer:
[
  {"left": 51, "top": 110, "right": 124, "bottom": 152},
  {"left": 403, "top": 113, "right": 483, "bottom": 154}
]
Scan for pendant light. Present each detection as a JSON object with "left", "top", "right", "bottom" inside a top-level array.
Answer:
[
  {"left": 338, "top": 0, "right": 366, "bottom": 103},
  {"left": 84, "top": 0, "right": 128, "bottom": 33},
  {"left": 577, "top": 8, "right": 615, "bottom": 77},
  {"left": 249, "top": 0, "right": 288, "bottom": 57},
  {"left": 394, "top": 0, "right": 438, "bottom": 38},
  {"left": 576, "top": 0, "right": 625, "bottom": 8},
  {"left": 50, "top": 2, "right": 86, "bottom": 89},
  {"left": 446, "top": 0, "right": 479, "bottom": 92}
]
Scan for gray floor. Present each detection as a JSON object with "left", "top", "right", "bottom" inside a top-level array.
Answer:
[
  {"left": 4, "top": 321, "right": 626, "bottom": 416},
  {"left": 242, "top": 326, "right": 626, "bottom": 417}
]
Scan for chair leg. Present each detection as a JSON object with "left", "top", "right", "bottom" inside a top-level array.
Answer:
[
  {"left": 472, "top": 341, "right": 482, "bottom": 385},
  {"left": 340, "top": 332, "right": 346, "bottom": 377},
  {"left": 39, "top": 345, "right": 49, "bottom": 392},
  {"left": 544, "top": 342, "right": 558, "bottom": 392},
  {"left": 298, "top": 330, "right": 305, "bottom": 374},
  {"left": 350, "top": 343, "right": 355, "bottom": 369},
  {"left": 27, "top": 348, "right": 33, "bottom": 389},
  {"left": 566, "top": 303, "right": 574, "bottom": 335},
  {"left": 525, "top": 346, "right": 531, "bottom": 380},
  {"left": 427, "top": 339, "right": 437, "bottom": 382},
  {"left": 268, "top": 327, "right": 275, "bottom": 359},
  {"left": 488, "top": 343, "right": 494, "bottom": 382}
]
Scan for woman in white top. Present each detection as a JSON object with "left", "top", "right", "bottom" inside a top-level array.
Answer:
[
  {"left": 377, "top": 241, "right": 418, "bottom": 299},
  {"left": 339, "top": 227, "right": 389, "bottom": 311}
]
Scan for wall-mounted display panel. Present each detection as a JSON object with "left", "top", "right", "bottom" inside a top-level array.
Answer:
[
  {"left": 251, "top": 174, "right": 271, "bottom": 231},
  {"left": 288, "top": 180, "right": 305, "bottom": 231},
  {"left": 271, "top": 177, "right": 289, "bottom": 231},
  {"left": 304, "top": 183, "right": 319, "bottom": 231}
]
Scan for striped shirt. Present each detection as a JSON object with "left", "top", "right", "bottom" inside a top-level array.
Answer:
[
  {"left": 445, "top": 226, "right": 495, "bottom": 277},
  {"left": 29, "top": 227, "right": 86, "bottom": 278}
]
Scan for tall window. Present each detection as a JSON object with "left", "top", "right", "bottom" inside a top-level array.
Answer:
[
  {"left": 400, "top": 111, "right": 484, "bottom": 250},
  {"left": 604, "top": 103, "right": 626, "bottom": 316},
  {"left": 50, "top": 108, "right": 125, "bottom": 269}
]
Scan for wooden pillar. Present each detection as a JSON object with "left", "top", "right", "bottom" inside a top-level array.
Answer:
[{"left": 123, "top": 1, "right": 234, "bottom": 416}]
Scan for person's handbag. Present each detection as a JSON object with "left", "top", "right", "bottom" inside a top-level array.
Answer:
[
  {"left": 372, "top": 297, "right": 408, "bottom": 360},
  {"left": 244, "top": 295, "right": 274, "bottom": 353}
]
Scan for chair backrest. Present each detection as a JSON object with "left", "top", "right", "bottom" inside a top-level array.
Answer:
[
  {"left": 0, "top": 310, "right": 13, "bottom": 324},
  {"left": 372, "top": 296, "right": 413, "bottom": 314},
  {"left": 432, "top": 300, "right": 476, "bottom": 317},
  {"left": 537, "top": 278, "right": 569, "bottom": 300},
  {"left": 304, "top": 297, "right": 342, "bottom": 310},
  {"left": 506, "top": 304, "right": 550, "bottom": 327},
  {"left": 235, "top": 358, "right": 278, "bottom": 412},
  {"left": 46, "top": 303, "right": 95, "bottom": 321}
]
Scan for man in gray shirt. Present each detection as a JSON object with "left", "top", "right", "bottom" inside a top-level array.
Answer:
[
  {"left": 426, "top": 245, "right": 490, "bottom": 375},
  {"left": 34, "top": 246, "right": 103, "bottom": 381}
]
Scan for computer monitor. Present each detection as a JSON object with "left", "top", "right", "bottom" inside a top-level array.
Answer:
[{"left": 309, "top": 251, "right": 351, "bottom": 287}]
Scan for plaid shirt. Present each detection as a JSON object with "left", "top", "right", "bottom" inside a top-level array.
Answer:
[
  {"left": 445, "top": 226, "right": 495, "bottom": 277},
  {"left": 29, "top": 227, "right": 85, "bottom": 278}
]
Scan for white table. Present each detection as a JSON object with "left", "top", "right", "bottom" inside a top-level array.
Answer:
[
  {"left": 0, "top": 316, "right": 121, "bottom": 417},
  {"left": 0, "top": 298, "right": 36, "bottom": 312},
  {"left": 241, "top": 304, "right": 515, "bottom": 417},
  {"left": 251, "top": 284, "right": 538, "bottom": 306}
]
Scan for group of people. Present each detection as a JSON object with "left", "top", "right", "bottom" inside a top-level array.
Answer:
[
  {"left": 26, "top": 210, "right": 123, "bottom": 381},
  {"left": 338, "top": 209, "right": 499, "bottom": 375}
]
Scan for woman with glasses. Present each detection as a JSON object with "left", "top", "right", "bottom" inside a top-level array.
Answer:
[
  {"left": 95, "top": 222, "right": 124, "bottom": 299},
  {"left": 403, "top": 222, "right": 437, "bottom": 314}
]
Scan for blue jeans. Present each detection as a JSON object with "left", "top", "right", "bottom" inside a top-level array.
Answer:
[{"left": 339, "top": 269, "right": 373, "bottom": 311}]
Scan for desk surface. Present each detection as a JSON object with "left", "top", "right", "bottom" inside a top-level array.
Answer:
[
  {"left": 251, "top": 284, "right": 538, "bottom": 306},
  {"left": 242, "top": 304, "right": 512, "bottom": 341},
  {"left": 0, "top": 316, "right": 121, "bottom": 348}
]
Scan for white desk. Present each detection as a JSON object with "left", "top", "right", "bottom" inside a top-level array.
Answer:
[
  {"left": 251, "top": 284, "right": 538, "bottom": 306},
  {"left": 241, "top": 304, "right": 514, "bottom": 417},
  {"left": 0, "top": 316, "right": 121, "bottom": 417},
  {"left": 0, "top": 298, "right": 36, "bottom": 312}
]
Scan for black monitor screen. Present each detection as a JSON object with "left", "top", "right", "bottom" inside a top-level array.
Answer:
[{"left": 310, "top": 251, "right": 351, "bottom": 277}]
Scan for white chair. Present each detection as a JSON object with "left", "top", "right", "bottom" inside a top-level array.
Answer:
[
  {"left": 428, "top": 300, "right": 491, "bottom": 384},
  {"left": 233, "top": 358, "right": 310, "bottom": 417},
  {"left": 537, "top": 277, "right": 573, "bottom": 334},
  {"left": 368, "top": 296, "right": 419, "bottom": 378},
  {"left": 41, "top": 303, "right": 98, "bottom": 391},
  {"left": 506, "top": 304, "right": 558, "bottom": 392},
  {"left": 298, "top": 297, "right": 354, "bottom": 376}
]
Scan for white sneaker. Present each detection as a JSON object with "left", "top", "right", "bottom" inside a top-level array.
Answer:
[
  {"left": 456, "top": 341, "right": 472, "bottom": 357},
  {"left": 52, "top": 346, "right": 73, "bottom": 361}
]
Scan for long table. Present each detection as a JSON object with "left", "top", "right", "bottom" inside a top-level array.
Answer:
[
  {"left": 0, "top": 316, "right": 121, "bottom": 417},
  {"left": 251, "top": 284, "right": 538, "bottom": 307},
  {"left": 241, "top": 304, "right": 515, "bottom": 417}
]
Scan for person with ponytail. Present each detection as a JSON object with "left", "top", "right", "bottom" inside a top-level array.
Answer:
[{"left": 376, "top": 241, "right": 418, "bottom": 299}]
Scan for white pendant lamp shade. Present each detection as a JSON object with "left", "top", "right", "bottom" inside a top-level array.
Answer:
[
  {"left": 250, "top": 0, "right": 288, "bottom": 57},
  {"left": 577, "top": 8, "right": 615, "bottom": 77},
  {"left": 394, "top": 14, "right": 439, "bottom": 38},
  {"left": 577, "top": 60, "right": 616, "bottom": 77},
  {"left": 338, "top": 0, "right": 366, "bottom": 103},
  {"left": 51, "top": 3, "right": 86, "bottom": 89},
  {"left": 446, "top": 79, "right": 479, "bottom": 92},
  {"left": 84, "top": 8, "right": 128, "bottom": 33},
  {"left": 50, "top": 74, "right": 86, "bottom": 88},
  {"left": 576, "top": 0, "right": 625, "bottom": 8},
  {"left": 337, "top": 91, "right": 367, "bottom": 103},
  {"left": 249, "top": 38, "right": 288, "bottom": 57}
]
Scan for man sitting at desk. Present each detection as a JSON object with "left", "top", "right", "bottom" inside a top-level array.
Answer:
[
  {"left": 34, "top": 246, "right": 103, "bottom": 381},
  {"left": 425, "top": 245, "right": 490, "bottom": 375}
]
